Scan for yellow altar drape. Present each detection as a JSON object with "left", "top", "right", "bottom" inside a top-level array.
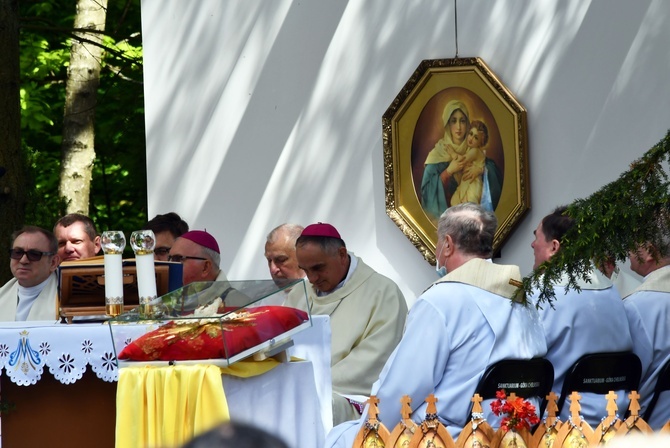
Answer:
[
  {"left": 219, "top": 357, "right": 280, "bottom": 378},
  {"left": 115, "top": 360, "right": 280, "bottom": 448}
]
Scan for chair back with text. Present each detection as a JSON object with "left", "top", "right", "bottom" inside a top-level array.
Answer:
[
  {"left": 642, "top": 356, "right": 670, "bottom": 421},
  {"left": 467, "top": 358, "right": 554, "bottom": 421},
  {"left": 556, "top": 351, "right": 642, "bottom": 415}
]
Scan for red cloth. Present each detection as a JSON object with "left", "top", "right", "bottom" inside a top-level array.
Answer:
[{"left": 118, "top": 306, "right": 308, "bottom": 361}]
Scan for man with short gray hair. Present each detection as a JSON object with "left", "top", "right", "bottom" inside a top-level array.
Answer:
[
  {"left": 168, "top": 230, "right": 225, "bottom": 285},
  {"left": 264, "top": 223, "right": 305, "bottom": 284},
  {"left": 326, "top": 203, "right": 547, "bottom": 446},
  {"left": 623, "top": 219, "right": 670, "bottom": 429}
]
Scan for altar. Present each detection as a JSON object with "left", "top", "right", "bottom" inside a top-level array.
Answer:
[{"left": 0, "top": 317, "right": 331, "bottom": 448}]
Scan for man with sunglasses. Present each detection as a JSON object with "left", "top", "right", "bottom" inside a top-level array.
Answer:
[{"left": 0, "top": 226, "right": 60, "bottom": 321}]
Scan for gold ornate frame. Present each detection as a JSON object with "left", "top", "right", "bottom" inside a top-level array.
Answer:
[{"left": 383, "top": 57, "right": 530, "bottom": 264}]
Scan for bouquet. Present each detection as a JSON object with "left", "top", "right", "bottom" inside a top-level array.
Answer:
[{"left": 490, "top": 390, "right": 540, "bottom": 432}]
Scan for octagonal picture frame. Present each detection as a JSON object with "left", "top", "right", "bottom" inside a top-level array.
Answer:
[{"left": 383, "top": 57, "right": 530, "bottom": 264}]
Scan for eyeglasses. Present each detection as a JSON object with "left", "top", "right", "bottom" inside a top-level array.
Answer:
[
  {"left": 167, "top": 255, "right": 207, "bottom": 263},
  {"left": 9, "top": 248, "right": 55, "bottom": 262},
  {"left": 154, "top": 247, "right": 170, "bottom": 257}
]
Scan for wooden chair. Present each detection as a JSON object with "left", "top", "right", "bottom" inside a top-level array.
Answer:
[
  {"left": 555, "top": 351, "right": 642, "bottom": 416},
  {"left": 642, "top": 356, "right": 670, "bottom": 422},
  {"left": 466, "top": 358, "right": 554, "bottom": 421}
]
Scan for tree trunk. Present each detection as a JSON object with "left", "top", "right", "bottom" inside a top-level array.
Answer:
[
  {"left": 59, "top": 0, "right": 108, "bottom": 215},
  {"left": 0, "top": 0, "right": 27, "bottom": 283}
]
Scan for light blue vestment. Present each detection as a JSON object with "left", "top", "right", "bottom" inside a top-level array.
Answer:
[
  {"left": 623, "top": 265, "right": 670, "bottom": 429},
  {"left": 326, "top": 259, "right": 547, "bottom": 447},
  {"left": 0, "top": 272, "right": 59, "bottom": 321},
  {"left": 535, "top": 269, "right": 633, "bottom": 427}
]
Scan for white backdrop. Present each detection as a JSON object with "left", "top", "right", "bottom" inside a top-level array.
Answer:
[{"left": 141, "top": 0, "right": 670, "bottom": 306}]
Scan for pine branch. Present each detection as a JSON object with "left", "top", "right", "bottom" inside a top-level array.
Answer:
[{"left": 517, "top": 130, "right": 670, "bottom": 308}]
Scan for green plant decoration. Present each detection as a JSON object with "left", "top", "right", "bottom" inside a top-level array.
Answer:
[{"left": 518, "top": 129, "right": 670, "bottom": 308}]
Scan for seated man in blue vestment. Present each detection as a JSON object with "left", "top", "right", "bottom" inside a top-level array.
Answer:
[
  {"left": 326, "top": 203, "right": 547, "bottom": 446},
  {"left": 623, "top": 220, "right": 670, "bottom": 430}
]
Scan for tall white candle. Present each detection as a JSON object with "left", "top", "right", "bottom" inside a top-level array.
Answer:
[
  {"left": 135, "top": 252, "right": 157, "bottom": 304},
  {"left": 103, "top": 253, "right": 124, "bottom": 299},
  {"left": 130, "top": 230, "right": 158, "bottom": 317},
  {"left": 101, "top": 230, "right": 126, "bottom": 317}
]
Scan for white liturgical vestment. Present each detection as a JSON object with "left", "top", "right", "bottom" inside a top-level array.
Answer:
[
  {"left": 286, "top": 254, "right": 407, "bottom": 425},
  {"left": 611, "top": 266, "right": 641, "bottom": 298},
  {"left": 0, "top": 272, "right": 59, "bottom": 321}
]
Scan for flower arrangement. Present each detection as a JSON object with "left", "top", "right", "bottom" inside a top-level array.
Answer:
[{"left": 490, "top": 390, "right": 540, "bottom": 432}]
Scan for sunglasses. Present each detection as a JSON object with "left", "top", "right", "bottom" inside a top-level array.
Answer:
[
  {"left": 9, "top": 248, "right": 55, "bottom": 262},
  {"left": 167, "top": 255, "right": 207, "bottom": 263}
]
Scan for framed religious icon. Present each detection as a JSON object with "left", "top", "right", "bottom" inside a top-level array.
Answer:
[{"left": 383, "top": 57, "right": 530, "bottom": 264}]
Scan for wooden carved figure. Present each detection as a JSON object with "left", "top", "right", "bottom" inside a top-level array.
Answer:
[
  {"left": 408, "top": 394, "right": 455, "bottom": 448},
  {"left": 615, "top": 391, "right": 653, "bottom": 436},
  {"left": 455, "top": 394, "right": 494, "bottom": 448},
  {"left": 388, "top": 395, "right": 419, "bottom": 447},
  {"left": 552, "top": 392, "right": 593, "bottom": 448},
  {"left": 592, "top": 391, "right": 621, "bottom": 444},
  {"left": 531, "top": 391, "right": 562, "bottom": 448},
  {"left": 353, "top": 395, "right": 391, "bottom": 448}
]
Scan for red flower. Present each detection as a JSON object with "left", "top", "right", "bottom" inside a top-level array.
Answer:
[{"left": 490, "top": 389, "right": 540, "bottom": 432}]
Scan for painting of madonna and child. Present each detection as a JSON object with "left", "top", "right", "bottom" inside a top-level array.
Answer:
[{"left": 412, "top": 87, "right": 504, "bottom": 224}]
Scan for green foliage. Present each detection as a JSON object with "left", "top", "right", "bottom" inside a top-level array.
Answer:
[
  {"left": 19, "top": 0, "right": 147, "bottom": 234},
  {"left": 520, "top": 130, "right": 670, "bottom": 308}
]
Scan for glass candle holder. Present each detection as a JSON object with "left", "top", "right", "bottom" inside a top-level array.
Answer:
[
  {"left": 130, "top": 230, "right": 158, "bottom": 317},
  {"left": 101, "top": 231, "right": 126, "bottom": 317}
]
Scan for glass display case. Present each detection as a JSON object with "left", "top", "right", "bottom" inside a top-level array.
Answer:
[{"left": 107, "top": 278, "right": 310, "bottom": 367}]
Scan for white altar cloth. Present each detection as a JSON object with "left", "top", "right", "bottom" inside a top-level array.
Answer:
[
  {"left": 225, "top": 361, "right": 325, "bottom": 448},
  {"left": 0, "top": 319, "right": 332, "bottom": 448},
  {"left": 0, "top": 321, "right": 126, "bottom": 386},
  {"left": 290, "top": 315, "right": 333, "bottom": 434}
]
